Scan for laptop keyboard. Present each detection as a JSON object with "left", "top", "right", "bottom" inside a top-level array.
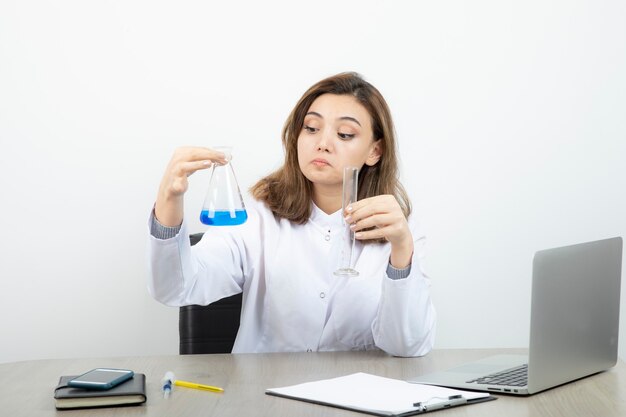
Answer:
[{"left": 466, "top": 364, "right": 528, "bottom": 386}]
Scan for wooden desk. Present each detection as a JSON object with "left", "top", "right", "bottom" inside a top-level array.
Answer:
[{"left": 2, "top": 349, "right": 625, "bottom": 416}]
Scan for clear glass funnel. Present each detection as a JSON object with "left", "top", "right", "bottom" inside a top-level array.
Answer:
[{"left": 200, "top": 146, "right": 248, "bottom": 226}]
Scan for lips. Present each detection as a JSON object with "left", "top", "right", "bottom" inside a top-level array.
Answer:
[{"left": 312, "top": 158, "right": 330, "bottom": 167}]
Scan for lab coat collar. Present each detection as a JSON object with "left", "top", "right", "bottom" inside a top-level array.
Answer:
[{"left": 310, "top": 202, "right": 344, "bottom": 229}]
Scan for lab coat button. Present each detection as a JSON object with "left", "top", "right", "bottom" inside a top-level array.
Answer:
[
  {"left": 320, "top": 292, "right": 326, "bottom": 299},
  {"left": 325, "top": 234, "right": 330, "bottom": 241}
]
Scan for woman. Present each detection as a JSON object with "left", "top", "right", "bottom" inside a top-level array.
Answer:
[{"left": 147, "top": 72, "right": 436, "bottom": 357}]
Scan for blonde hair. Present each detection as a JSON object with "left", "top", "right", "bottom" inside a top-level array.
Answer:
[{"left": 251, "top": 72, "right": 411, "bottom": 226}]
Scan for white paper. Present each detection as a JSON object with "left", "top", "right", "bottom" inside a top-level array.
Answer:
[{"left": 267, "top": 372, "right": 491, "bottom": 415}]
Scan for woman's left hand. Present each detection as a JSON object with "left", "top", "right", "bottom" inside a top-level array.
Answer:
[{"left": 346, "top": 195, "right": 414, "bottom": 269}]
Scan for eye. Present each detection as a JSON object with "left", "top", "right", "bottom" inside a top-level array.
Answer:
[
  {"left": 338, "top": 132, "right": 356, "bottom": 140},
  {"left": 303, "top": 125, "right": 318, "bottom": 134}
]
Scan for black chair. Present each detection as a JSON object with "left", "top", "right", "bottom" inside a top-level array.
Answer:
[{"left": 178, "top": 233, "right": 243, "bottom": 354}]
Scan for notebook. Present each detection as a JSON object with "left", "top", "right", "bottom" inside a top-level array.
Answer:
[
  {"left": 266, "top": 372, "right": 494, "bottom": 416},
  {"left": 411, "top": 237, "right": 623, "bottom": 395},
  {"left": 54, "top": 373, "right": 146, "bottom": 409}
]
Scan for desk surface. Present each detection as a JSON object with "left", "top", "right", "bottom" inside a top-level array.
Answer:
[{"left": 2, "top": 349, "right": 625, "bottom": 416}]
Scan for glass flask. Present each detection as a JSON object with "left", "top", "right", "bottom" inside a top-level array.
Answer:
[{"left": 200, "top": 146, "right": 248, "bottom": 226}]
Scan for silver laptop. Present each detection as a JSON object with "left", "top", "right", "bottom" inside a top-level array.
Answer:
[{"left": 411, "top": 237, "right": 623, "bottom": 395}]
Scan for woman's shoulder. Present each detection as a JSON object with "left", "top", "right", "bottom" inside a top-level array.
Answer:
[
  {"left": 243, "top": 193, "right": 272, "bottom": 216},
  {"left": 242, "top": 193, "right": 285, "bottom": 227}
]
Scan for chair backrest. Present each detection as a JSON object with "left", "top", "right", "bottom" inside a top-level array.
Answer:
[{"left": 178, "top": 233, "right": 242, "bottom": 354}]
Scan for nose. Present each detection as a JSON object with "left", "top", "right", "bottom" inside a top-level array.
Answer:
[{"left": 316, "top": 128, "right": 333, "bottom": 152}]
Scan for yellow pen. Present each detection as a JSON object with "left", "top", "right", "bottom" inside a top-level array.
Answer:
[{"left": 173, "top": 379, "right": 224, "bottom": 393}]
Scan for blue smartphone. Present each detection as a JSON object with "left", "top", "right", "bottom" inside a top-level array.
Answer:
[{"left": 68, "top": 368, "right": 134, "bottom": 390}]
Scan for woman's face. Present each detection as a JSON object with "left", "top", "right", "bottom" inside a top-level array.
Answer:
[{"left": 297, "top": 93, "right": 381, "bottom": 192}]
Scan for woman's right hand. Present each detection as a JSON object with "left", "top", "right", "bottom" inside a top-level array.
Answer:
[{"left": 154, "top": 146, "right": 228, "bottom": 227}]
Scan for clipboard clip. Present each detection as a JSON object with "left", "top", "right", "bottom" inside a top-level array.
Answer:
[{"left": 413, "top": 394, "right": 467, "bottom": 412}]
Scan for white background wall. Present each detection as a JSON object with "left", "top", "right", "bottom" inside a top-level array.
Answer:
[{"left": 1, "top": 0, "right": 625, "bottom": 363}]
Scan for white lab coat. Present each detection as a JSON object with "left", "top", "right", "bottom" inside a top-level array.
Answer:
[{"left": 147, "top": 198, "right": 436, "bottom": 357}]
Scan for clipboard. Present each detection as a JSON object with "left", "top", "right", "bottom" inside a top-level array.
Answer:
[{"left": 266, "top": 372, "right": 495, "bottom": 416}]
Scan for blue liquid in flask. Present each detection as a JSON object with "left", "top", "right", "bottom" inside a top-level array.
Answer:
[{"left": 200, "top": 209, "right": 248, "bottom": 226}]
